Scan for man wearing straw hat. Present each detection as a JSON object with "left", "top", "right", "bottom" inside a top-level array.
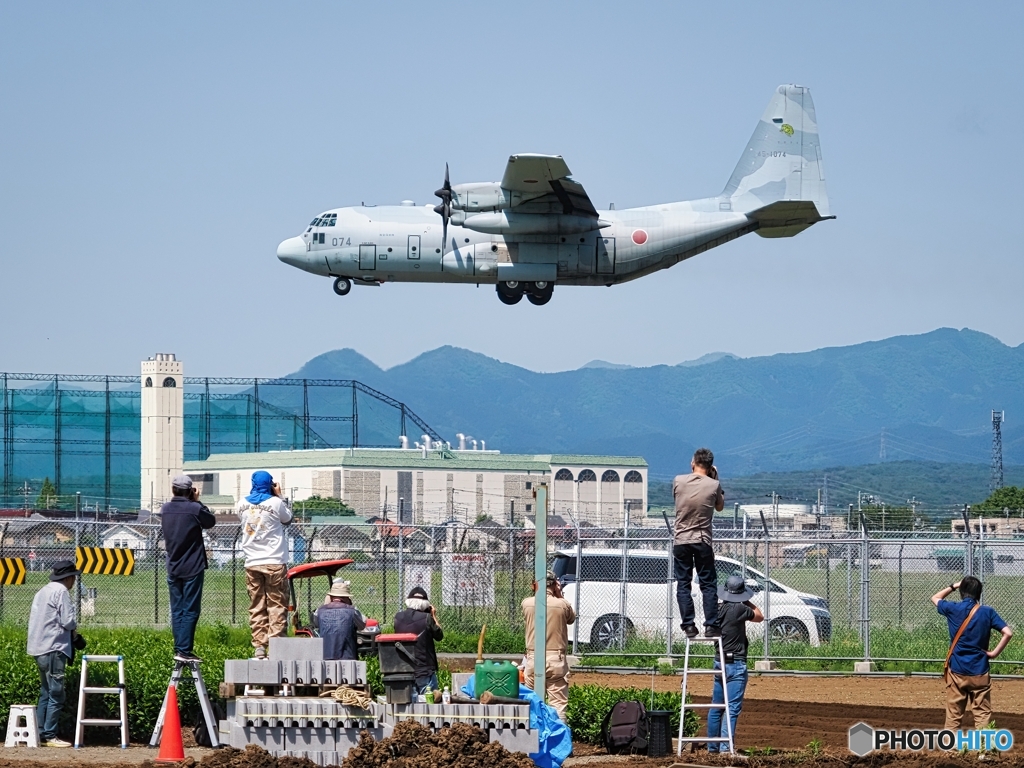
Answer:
[
  {"left": 706, "top": 572, "right": 763, "bottom": 752},
  {"left": 314, "top": 580, "right": 366, "bottom": 661}
]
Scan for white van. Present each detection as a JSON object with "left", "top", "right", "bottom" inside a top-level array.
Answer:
[{"left": 551, "top": 548, "right": 832, "bottom": 650}]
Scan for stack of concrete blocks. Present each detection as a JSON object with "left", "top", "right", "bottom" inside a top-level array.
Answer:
[
  {"left": 370, "top": 671, "right": 538, "bottom": 754},
  {"left": 221, "top": 657, "right": 381, "bottom": 766}
]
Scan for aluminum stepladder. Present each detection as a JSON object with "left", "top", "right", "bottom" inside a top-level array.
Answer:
[
  {"left": 148, "top": 659, "right": 220, "bottom": 749},
  {"left": 75, "top": 655, "right": 129, "bottom": 748},
  {"left": 677, "top": 636, "right": 734, "bottom": 755}
]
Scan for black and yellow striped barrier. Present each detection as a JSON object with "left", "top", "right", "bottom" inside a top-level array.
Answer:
[
  {"left": 75, "top": 547, "right": 135, "bottom": 576},
  {"left": 0, "top": 557, "right": 26, "bottom": 585}
]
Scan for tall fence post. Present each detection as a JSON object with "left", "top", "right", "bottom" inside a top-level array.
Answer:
[
  {"left": 962, "top": 505, "right": 973, "bottom": 577},
  {"left": 860, "top": 513, "right": 870, "bottom": 662},
  {"left": 231, "top": 527, "right": 242, "bottom": 625},
  {"left": 508, "top": 526, "right": 517, "bottom": 628},
  {"left": 397, "top": 499, "right": 405, "bottom": 607},
  {"left": 153, "top": 529, "right": 161, "bottom": 625},
  {"left": 532, "top": 484, "right": 548, "bottom": 699},
  {"left": 758, "top": 511, "right": 771, "bottom": 664},
  {"left": 0, "top": 522, "right": 7, "bottom": 621},
  {"left": 573, "top": 517, "right": 583, "bottom": 656},
  {"left": 897, "top": 542, "right": 904, "bottom": 627}
]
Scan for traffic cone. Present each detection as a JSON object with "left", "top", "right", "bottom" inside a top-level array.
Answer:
[{"left": 155, "top": 685, "right": 185, "bottom": 763}]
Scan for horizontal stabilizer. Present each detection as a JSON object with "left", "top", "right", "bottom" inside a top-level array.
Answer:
[{"left": 749, "top": 200, "right": 834, "bottom": 238}]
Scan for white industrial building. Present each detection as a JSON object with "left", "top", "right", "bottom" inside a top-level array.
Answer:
[
  {"left": 139, "top": 354, "right": 648, "bottom": 526},
  {"left": 182, "top": 448, "right": 647, "bottom": 527}
]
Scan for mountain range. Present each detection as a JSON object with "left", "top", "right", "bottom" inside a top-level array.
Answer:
[{"left": 288, "top": 328, "right": 1024, "bottom": 481}]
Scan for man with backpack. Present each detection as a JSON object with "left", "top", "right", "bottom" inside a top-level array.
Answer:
[{"left": 931, "top": 577, "right": 1013, "bottom": 729}]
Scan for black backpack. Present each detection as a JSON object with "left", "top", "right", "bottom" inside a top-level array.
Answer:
[{"left": 601, "top": 700, "right": 650, "bottom": 754}]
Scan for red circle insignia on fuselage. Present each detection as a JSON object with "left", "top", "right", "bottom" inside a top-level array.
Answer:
[{"left": 632, "top": 229, "right": 648, "bottom": 245}]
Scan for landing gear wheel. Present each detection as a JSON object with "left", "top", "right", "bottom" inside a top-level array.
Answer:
[
  {"left": 527, "top": 281, "right": 554, "bottom": 306},
  {"left": 496, "top": 281, "right": 524, "bottom": 305},
  {"left": 333, "top": 277, "right": 352, "bottom": 296}
]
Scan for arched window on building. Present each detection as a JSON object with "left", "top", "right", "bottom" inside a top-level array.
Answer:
[
  {"left": 577, "top": 469, "right": 596, "bottom": 482},
  {"left": 144, "top": 377, "right": 153, "bottom": 387},
  {"left": 601, "top": 470, "right": 620, "bottom": 483},
  {"left": 624, "top": 471, "right": 643, "bottom": 484},
  {"left": 555, "top": 468, "right": 574, "bottom": 481},
  {"left": 162, "top": 377, "right": 176, "bottom": 388}
]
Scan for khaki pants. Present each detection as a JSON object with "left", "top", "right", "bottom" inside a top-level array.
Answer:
[
  {"left": 246, "top": 564, "right": 289, "bottom": 649},
  {"left": 524, "top": 651, "right": 570, "bottom": 720},
  {"left": 944, "top": 670, "right": 992, "bottom": 730}
]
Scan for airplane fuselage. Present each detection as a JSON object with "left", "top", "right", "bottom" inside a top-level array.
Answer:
[{"left": 278, "top": 198, "right": 751, "bottom": 288}]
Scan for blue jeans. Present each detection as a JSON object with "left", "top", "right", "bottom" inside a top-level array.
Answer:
[
  {"left": 414, "top": 672, "right": 439, "bottom": 696},
  {"left": 35, "top": 651, "right": 68, "bottom": 741},
  {"left": 674, "top": 542, "right": 719, "bottom": 630},
  {"left": 167, "top": 571, "right": 205, "bottom": 655},
  {"left": 707, "top": 660, "right": 748, "bottom": 752}
]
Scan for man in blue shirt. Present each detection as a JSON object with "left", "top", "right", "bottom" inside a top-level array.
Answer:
[
  {"left": 931, "top": 576, "right": 1012, "bottom": 729},
  {"left": 160, "top": 474, "right": 216, "bottom": 662}
]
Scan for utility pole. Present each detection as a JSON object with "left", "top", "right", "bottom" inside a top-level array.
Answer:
[
  {"left": 991, "top": 411, "right": 1005, "bottom": 492},
  {"left": 19, "top": 482, "right": 31, "bottom": 510}
]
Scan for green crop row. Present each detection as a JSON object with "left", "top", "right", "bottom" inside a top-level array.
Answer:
[{"left": 565, "top": 684, "right": 698, "bottom": 744}]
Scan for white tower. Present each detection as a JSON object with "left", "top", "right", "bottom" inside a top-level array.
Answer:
[{"left": 141, "top": 353, "right": 184, "bottom": 510}]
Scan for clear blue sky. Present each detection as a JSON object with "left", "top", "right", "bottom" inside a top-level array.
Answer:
[{"left": 2, "top": 3, "right": 1021, "bottom": 376}]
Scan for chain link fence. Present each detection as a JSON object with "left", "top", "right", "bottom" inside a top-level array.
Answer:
[{"left": 2, "top": 515, "right": 1021, "bottom": 667}]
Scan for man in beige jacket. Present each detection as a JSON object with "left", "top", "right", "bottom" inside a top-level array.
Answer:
[{"left": 522, "top": 571, "right": 576, "bottom": 720}]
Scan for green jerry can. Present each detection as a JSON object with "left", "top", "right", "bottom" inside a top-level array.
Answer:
[{"left": 475, "top": 659, "right": 519, "bottom": 699}]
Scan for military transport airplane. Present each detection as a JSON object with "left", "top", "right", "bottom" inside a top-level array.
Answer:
[{"left": 277, "top": 84, "right": 833, "bottom": 306}]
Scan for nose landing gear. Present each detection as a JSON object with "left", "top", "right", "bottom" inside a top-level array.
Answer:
[{"left": 332, "top": 277, "right": 352, "bottom": 296}]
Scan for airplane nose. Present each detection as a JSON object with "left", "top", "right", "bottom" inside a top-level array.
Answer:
[{"left": 277, "top": 236, "right": 307, "bottom": 268}]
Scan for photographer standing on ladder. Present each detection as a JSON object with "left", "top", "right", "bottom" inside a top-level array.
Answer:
[
  {"left": 160, "top": 475, "right": 216, "bottom": 662},
  {"left": 673, "top": 448, "right": 724, "bottom": 639}
]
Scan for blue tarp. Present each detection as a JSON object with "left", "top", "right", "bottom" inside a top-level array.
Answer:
[{"left": 459, "top": 675, "right": 572, "bottom": 768}]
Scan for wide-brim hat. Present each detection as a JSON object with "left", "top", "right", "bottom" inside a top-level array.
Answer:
[
  {"left": 50, "top": 560, "right": 81, "bottom": 582},
  {"left": 717, "top": 572, "right": 755, "bottom": 603},
  {"left": 328, "top": 581, "right": 352, "bottom": 598}
]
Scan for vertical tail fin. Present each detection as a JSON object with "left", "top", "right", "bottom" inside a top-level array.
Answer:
[{"left": 722, "top": 85, "right": 830, "bottom": 217}]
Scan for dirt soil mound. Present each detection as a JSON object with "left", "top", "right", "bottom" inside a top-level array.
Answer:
[{"left": 342, "top": 722, "right": 536, "bottom": 768}]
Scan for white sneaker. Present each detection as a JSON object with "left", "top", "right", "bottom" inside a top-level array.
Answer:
[{"left": 44, "top": 738, "right": 72, "bottom": 748}]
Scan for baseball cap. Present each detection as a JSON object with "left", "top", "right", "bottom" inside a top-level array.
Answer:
[{"left": 171, "top": 474, "right": 193, "bottom": 490}]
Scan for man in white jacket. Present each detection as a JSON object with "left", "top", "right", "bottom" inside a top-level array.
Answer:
[{"left": 237, "top": 471, "right": 293, "bottom": 659}]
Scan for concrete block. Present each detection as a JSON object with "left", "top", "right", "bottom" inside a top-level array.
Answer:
[
  {"left": 566, "top": 655, "right": 580, "bottom": 668},
  {"left": 854, "top": 661, "right": 877, "bottom": 673},
  {"left": 224, "top": 659, "right": 249, "bottom": 684},
  {"left": 656, "top": 657, "right": 673, "bottom": 667},
  {"left": 490, "top": 727, "right": 539, "bottom": 754},
  {"left": 270, "top": 637, "right": 324, "bottom": 661},
  {"left": 248, "top": 660, "right": 283, "bottom": 685},
  {"left": 754, "top": 660, "right": 778, "bottom": 671}
]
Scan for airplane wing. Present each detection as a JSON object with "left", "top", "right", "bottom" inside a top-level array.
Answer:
[{"left": 500, "top": 154, "right": 599, "bottom": 218}]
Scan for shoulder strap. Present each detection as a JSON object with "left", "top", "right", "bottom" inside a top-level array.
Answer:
[{"left": 945, "top": 603, "right": 982, "bottom": 668}]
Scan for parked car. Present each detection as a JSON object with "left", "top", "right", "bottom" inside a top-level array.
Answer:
[{"left": 551, "top": 548, "right": 832, "bottom": 650}]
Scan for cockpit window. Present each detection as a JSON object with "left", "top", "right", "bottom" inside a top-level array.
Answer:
[
  {"left": 327, "top": 214, "right": 337, "bottom": 226},
  {"left": 309, "top": 213, "right": 337, "bottom": 229}
]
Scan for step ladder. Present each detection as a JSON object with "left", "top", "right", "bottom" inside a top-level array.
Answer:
[
  {"left": 75, "top": 655, "right": 129, "bottom": 748},
  {"left": 677, "top": 637, "right": 734, "bottom": 755},
  {"left": 148, "top": 659, "right": 220, "bottom": 749}
]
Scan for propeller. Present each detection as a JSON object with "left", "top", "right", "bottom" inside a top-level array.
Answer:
[{"left": 433, "top": 163, "right": 452, "bottom": 252}]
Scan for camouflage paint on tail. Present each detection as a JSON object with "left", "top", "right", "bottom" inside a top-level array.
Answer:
[{"left": 722, "top": 84, "right": 830, "bottom": 218}]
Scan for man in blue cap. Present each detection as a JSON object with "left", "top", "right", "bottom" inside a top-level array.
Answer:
[
  {"left": 706, "top": 572, "right": 763, "bottom": 752},
  {"left": 237, "top": 470, "right": 293, "bottom": 659},
  {"left": 160, "top": 474, "right": 216, "bottom": 662}
]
